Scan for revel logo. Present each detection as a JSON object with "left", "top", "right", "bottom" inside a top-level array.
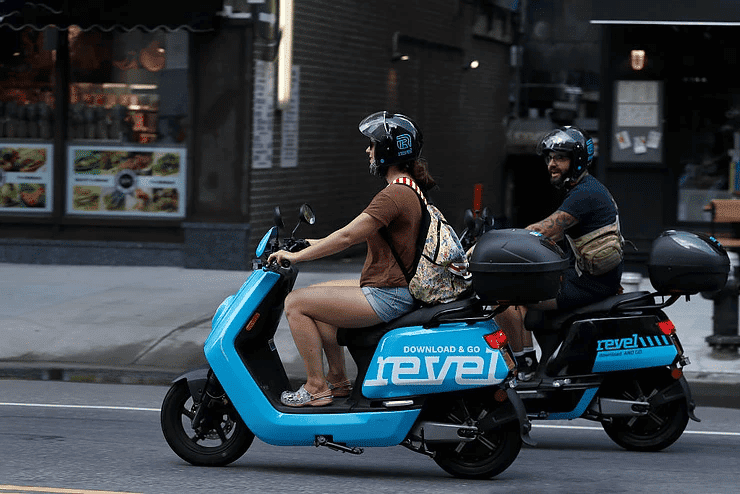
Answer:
[
  {"left": 596, "top": 333, "right": 671, "bottom": 352},
  {"left": 396, "top": 134, "right": 412, "bottom": 156}
]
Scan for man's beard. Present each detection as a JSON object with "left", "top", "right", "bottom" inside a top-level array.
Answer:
[{"left": 550, "top": 172, "right": 566, "bottom": 189}]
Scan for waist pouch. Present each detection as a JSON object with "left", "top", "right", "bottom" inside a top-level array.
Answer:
[{"left": 566, "top": 219, "right": 624, "bottom": 276}]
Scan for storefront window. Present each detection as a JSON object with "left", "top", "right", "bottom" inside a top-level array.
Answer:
[
  {"left": 66, "top": 27, "right": 189, "bottom": 218},
  {"left": 676, "top": 85, "right": 739, "bottom": 222},
  {"left": 0, "top": 27, "right": 56, "bottom": 213},
  {"left": 68, "top": 27, "right": 189, "bottom": 145}
]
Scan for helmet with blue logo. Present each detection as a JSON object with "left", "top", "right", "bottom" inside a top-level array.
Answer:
[
  {"left": 536, "top": 126, "right": 594, "bottom": 185},
  {"left": 359, "top": 111, "right": 423, "bottom": 170}
]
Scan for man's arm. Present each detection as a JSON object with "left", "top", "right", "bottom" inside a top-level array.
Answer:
[{"left": 526, "top": 210, "right": 578, "bottom": 242}]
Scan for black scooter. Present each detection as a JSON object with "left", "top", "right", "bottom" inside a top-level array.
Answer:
[{"left": 462, "top": 211, "right": 729, "bottom": 451}]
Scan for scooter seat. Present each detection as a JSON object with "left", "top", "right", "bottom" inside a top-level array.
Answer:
[
  {"left": 337, "top": 296, "right": 482, "bottom": 348},
  {"left": 525, "top": 290, "right": 653, "bottom": 332}
]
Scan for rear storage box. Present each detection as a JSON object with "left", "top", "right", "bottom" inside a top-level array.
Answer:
[
  {"left": 469, "top": 229, "right": 569, "bottom": 304},
  {"left": 648, "top": 230, "right": 729, "bottom": 294}
]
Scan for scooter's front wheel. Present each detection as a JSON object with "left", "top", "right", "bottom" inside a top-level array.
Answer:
[
  {"left": 430, "top": 399, "right": 522, "bottom": 479},
  {"left": 161, "top": 380, "right": 254, "bottom": 466}
]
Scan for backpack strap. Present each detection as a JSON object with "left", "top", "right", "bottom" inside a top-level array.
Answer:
[
  {"left": 378, "top": 177, "right": 430, "bottom": 284},
  {"left": 392, "top": 177, "right": 428, "bottom": 206}
]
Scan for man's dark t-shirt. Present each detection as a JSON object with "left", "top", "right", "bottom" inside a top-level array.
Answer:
[{"left": 555, "top": 174, "right": 623, "bottom": 309}]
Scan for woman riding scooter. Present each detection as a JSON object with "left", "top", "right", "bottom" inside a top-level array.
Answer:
[{"left": 268, "top": 111, "right": 435, "bottom": 407}]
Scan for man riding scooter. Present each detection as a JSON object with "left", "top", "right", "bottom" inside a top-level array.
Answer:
[{"left": 496, "top": 126, "right": 625, "bottom": 379}]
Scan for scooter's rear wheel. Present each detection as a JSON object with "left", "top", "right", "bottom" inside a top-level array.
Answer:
[
  {"left": 600, "top": 370, "right": 689, "bottom": 452},
  {"left": 161, "top": 379, "right": 254, "bottom": 466},
  {"left": 430, "top": 399, "right": 522, "bottom": 479}
]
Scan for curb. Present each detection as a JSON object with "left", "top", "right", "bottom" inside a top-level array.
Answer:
[{"left": 0, "top": 362, "right": 181, "bottom": 386}]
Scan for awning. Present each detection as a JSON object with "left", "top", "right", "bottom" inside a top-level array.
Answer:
[
  {"left": 0, "top": 0, "right": 224, "bottom": 32},
  {"left": 591, "top": 0, "right": 740, "bottom": 26}
]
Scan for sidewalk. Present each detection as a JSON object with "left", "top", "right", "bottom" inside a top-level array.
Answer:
[{"left": 1, "top": 263, "right": 738, "bottom": 404}]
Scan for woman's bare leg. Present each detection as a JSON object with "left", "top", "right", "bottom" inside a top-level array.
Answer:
[{"left": 284, "top": 279, "right": 381, "bottom": 395}]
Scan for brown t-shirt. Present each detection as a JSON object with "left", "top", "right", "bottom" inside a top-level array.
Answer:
[{"left": 360, "top": 183, "right": 422, "bottom": 287}]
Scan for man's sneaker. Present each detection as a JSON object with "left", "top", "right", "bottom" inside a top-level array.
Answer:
[{"left": 516, "top": 351, "right": 538, "bottom": 381}]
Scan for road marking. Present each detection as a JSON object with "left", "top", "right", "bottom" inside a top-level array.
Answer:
[
  {"left": 2, "top": 403, "right": 739, "bottom": 437},
  {"left": 533, "top": 423, "right": 740, "bottom": 437},
  {"left": 0, "top": 402, "right": 159, "bottom": 413},
  {"left": 0, "top": 486, "right": 141, "bottom": 494}
]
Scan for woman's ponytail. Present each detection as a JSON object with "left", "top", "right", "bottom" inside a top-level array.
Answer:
[{"left": 403, "top": 158, "right": 436, "bottom": 192}]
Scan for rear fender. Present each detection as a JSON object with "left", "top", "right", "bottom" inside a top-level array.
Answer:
[{"left": 648, "top": 375, "right": 700, "bottom": 422}]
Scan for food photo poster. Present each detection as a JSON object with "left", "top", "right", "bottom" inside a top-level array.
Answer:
[
  {"left": 0, "top": 144, "right": 53, "bottom": 213},
  {"left": 66, "top": 145, "right": 186, "bottom": 218}
]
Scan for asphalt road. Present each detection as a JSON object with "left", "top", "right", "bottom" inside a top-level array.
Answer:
[{"left": 1, "top": 380, "right": 740, "bottom": 494}]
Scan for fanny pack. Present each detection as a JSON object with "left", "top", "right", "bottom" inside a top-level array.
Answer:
[{"left": 566, "top": 192, "right": 624, "bottom": 278}]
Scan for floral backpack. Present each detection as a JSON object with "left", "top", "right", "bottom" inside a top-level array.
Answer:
[{"left": 380, "top": 177, "right": 471, "bottom": 305}]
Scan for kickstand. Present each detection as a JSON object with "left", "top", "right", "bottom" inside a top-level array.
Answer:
[{"left": 314, "top": 435, "right": 364, "bottom": 455}]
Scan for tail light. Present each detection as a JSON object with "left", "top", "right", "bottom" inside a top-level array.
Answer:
[
  {"left": 484, "top": 330, "right": 516, "bottom": 372},
  {"left": 484, "top": 330, "right": 508, "bottom": 349},
  {"left": 657, "top": 319, "right": 676, "bottom": 336}
]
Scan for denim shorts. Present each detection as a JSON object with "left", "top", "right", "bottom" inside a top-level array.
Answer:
[{"left": 361, "top": 286, "right": 416, "bottom": 322}]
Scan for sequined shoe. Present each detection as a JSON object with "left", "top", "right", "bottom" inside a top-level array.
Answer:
[
  {"left": 280, "top": 384, "right": 333, "bottom": 407},
  {"left": 327, "top": 379, "right": 353, "bottom": 398}
]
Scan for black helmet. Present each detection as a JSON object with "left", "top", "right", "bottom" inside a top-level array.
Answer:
[
  {"left": 359, "top": 111, "right": 423, "bottom": 169},
  {"left": 536, "top": 126, "right": 594, "bottom": 183}
]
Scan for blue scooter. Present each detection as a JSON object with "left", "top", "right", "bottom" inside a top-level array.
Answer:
[{"left": 160, "top": 204, "right": 532, "bottom": 479}]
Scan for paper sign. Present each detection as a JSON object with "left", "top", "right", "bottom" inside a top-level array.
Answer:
[
  {"left": 633, "top": 136, "right": 647, "bottom": 154},
  {"left": 647, "top": 130, "right": 662, "bottom": 149},
  {"left": 616, "top": 131, "right": 631, "bottom": 150}
]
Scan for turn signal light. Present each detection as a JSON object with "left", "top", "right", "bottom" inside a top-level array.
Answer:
[
  {"left": 484, "top": 330, "right": 508, "bottom": 349},
  {"left": 658, "top": 320, "right": 676, "bottom": 336}
]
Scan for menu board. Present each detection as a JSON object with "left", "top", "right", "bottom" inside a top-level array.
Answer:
[
  {"left": 66, "top": 145, "right": 186, "bottom": 218},
  {"left": 0, "top": 144, "right": 54, "bottom": 213}
]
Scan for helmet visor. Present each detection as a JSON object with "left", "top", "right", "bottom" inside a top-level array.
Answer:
[
  {"left": 536, "top": 129, "right": 577, "bottom": 156},
  {"left": 359, "top": 111, "right": 390, "bottom": 142}
]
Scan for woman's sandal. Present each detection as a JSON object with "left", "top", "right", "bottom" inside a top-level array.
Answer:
[
  {"left": 327, "top": 379, "right": 353, "bottom": 398},
  {"left": 280, "top": 384, "right": 333, "bottom": 407}
]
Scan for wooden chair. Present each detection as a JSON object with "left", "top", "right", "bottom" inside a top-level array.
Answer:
[{"left": 705, "top": 199, "right": 740, "bottom": 249}]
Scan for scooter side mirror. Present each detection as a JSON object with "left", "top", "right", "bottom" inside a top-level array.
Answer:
[
  {"left": 291, "top": 203, "right": 316, "bottom": 237},
  {"left": 299, "top": 203, "right": 315, "bottom": 225},
  {"left": 481, "top": 206, "right": 494, "bottom": 230},
  {"left": 273, "top": 207, "right": 285, "bottom": 229},
  {"left": 464, "top": 209, "right": 476, "bottom": 230}
]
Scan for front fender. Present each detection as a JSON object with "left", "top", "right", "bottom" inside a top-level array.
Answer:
[{"left": 172, "top": 366, "right": 211, "bottom": 403}]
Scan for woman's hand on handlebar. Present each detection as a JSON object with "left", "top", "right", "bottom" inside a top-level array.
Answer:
[{"left": 267, "top": 249, "right": 299, "bottom": 267}]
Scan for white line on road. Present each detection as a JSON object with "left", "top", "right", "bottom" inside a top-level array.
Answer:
[
  {"left": 3, "top": 402, "right": 739, "bottom": 437},
  {"left": 0, "top": 485, "right": 141, "bottom": 494},
  {"left": 532, "top": 423, "right": 740, "bottom": 437},
  {"left": 0, "top": 402, "right": 159, "bottom": 412}
]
